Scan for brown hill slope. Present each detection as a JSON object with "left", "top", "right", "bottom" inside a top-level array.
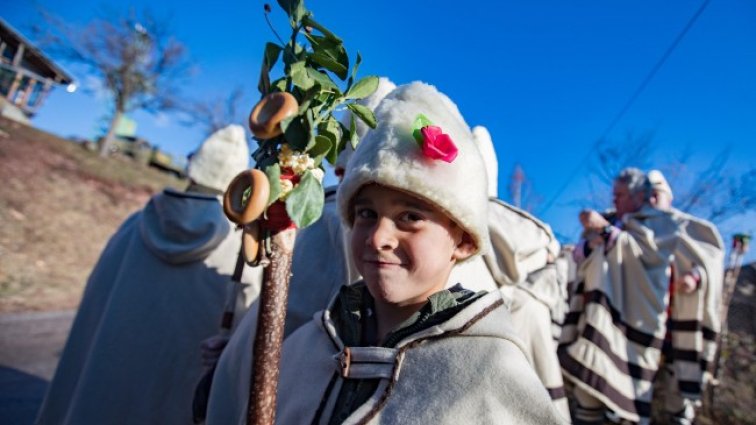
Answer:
[{"left": 0, "top": 117, "right": 185, "bottom": 312}]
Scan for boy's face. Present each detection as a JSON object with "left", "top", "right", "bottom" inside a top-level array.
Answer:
[{"left": 350, "top": 184, "right": 476, "bottom": 307}]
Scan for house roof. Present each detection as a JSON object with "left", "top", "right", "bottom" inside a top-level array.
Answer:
[{"left": 0, "top": 17, "right": 73, "bottom": 84}]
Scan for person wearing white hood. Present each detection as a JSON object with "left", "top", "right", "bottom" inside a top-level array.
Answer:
[
  {"left": 647, "top": 170, "right": 724, "bottom": 425},
  {"left": 448, "top": 125, "right": 570, "bottom": 422},
  {"left": 34, "top": 125, "right": 261, "bottom": 425}
]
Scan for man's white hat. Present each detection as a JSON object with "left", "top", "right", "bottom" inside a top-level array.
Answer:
[
  {"left": 338, "top": 82, "right": 490, "bottom": 258},
  {"left": 647, "top": 169, "right": 673, "bottom": 199},
  {"left": 187, "top": 124, "right": 250, "bottom": 192}
]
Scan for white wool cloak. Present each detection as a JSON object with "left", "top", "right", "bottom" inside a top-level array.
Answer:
[
  {"left": 484, "top": 199, "right": 569, "bottom": 420},
  {"left": 666, "top": 208, "right": 724, "bottom": 399},
  {"left": 34, "top": 189, "right": 261, "bottom": 425},
  {"left": 209, "top": 291, "right": 563, "bottom": 425},
  {"left": 559, "top": 205, "right": 680, "bottom": 424}
]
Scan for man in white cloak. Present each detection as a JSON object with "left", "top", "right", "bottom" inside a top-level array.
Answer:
[
  {"left": 34, "top": 125, "right": 262, "bottom": 425},
  {"left": 647, "top": 170, "right": 724, "bottom": 425}
]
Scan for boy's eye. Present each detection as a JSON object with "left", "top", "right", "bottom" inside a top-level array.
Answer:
[
  {"left": 399, "top": 211, "right": 424, "bottom": 223},
  {"left": 355, "top": 207, "right": 376, "bottom": 220}
]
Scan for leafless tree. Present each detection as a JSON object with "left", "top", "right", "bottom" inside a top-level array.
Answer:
[
  {"left": 181, "top": 86, "right": 246, "bottom": 137},
  {"left": 35, "top": 9, "right": 192, "bottom": 157}
]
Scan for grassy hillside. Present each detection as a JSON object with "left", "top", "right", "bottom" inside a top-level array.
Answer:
[{"left": 0, "top": 117, "right": 185, "bottom": 312}]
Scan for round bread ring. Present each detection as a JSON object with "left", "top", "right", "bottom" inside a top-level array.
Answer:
[
  {"left": 223, "top": 169, "right": 270, "bottom": 225},
  {"left": 248, "top": 92, "right": 299, "bottom": 139},
  {"left": 241, "top": 222, "right": 261, "bottom": 265}
]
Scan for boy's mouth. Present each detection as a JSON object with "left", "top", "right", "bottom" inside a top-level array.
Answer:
[{"left": 363, "top": 258, "right": 403, "bottom": 267}]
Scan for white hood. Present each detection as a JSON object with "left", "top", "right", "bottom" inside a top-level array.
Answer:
[{"left": 139, "top": 188, "right": 231, "bottom": 264}]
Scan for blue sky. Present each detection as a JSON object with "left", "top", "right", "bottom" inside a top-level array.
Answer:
[{"left": 4, "top": 0, "right": 755, "bottom": 260}]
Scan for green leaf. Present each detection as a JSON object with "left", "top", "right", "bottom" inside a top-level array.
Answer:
[
  {"left": 305, "top": 34, "right": 349, "bottom": 80},
  {"left": 349, "top": 113, "right": 359, "bottom": 149},
  {"left": 285, "top": 171, "right": 325, "bottom": 228},
  {"left": 310, "top": 135, "right": 332, "bottom": 166},
  {"left": 283, "top": 116, "right": 309, "bottom": 151},
  {"left": 345, "top": 76, "right": 378, "bottom": 100},
  {"left": 350, "top": 52, "right": 362, "bottom": 83},
  {"left": 310, "top": 51, "right": 348, "bottom": 80},
  {"left": 315, "top": 117, "right": 339, "bottom": 159},
  {"left": 301, "top": 14, "right": 342, "bottom": 42},
  {"left": 412, "top": 113, "right": 433, "bottom": 144},
  {"left": 290, "top": 61, "right": 314, "bottom": 90},
  {"left": 270, "top": 77, "right": 287, "bottom": 92},
  {"left": 264, "top": 42, "right": 282, "bottom": 69},
  {"left": 277, "top": 0, "right": 306, "bottom": 24},
  {"left": 264, "top": 163, "right": 282, "bottom": 206},
  {"left": 306, "top": 68, "right": 339, "bottom": 92},
  {"left": 327, "top": 125, "right": 346, "bottom": 165},
  {"left": 347, "top": 103, "right": 377, "bottom": 129}
]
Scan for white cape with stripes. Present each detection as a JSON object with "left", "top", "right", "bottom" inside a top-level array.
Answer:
[
  {"left": 667, "top": 209, "right": 724, "bottom": 399},
  {"left": 559, "top": 206, "right": 679, "bottom": 423}
]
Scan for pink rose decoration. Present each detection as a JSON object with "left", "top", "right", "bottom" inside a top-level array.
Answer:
[{"left": 420, "top": 125, "right": 458, "bottom": 163}]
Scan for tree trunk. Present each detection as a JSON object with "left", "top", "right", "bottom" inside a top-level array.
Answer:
[
  {"left": 99, "top": 110, "right": 123, "bottom": 158},
  {"left": 247, "top": 228, "right": 297, "bottom": 425}
]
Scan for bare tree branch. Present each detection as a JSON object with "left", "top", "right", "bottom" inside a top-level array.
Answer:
[{"left": 180, "top": 87, "right": 246, "bottom": 137}]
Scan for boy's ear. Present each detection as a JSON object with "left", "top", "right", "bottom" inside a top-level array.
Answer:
[{"left": 452, "top": 232, "right": 477, "bottom": 261}]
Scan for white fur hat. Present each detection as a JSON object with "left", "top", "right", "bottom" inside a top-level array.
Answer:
[
  {"left": 647, "top": 169, "right": 673, "bottom": 198},
  {"left": 187, "top": 124, "right": 250, "bottom": 192},
  {"left": 338, "top": 82, "right": 490, "bottom": 257}
]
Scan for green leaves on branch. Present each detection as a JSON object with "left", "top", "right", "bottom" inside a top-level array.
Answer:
[
  {"left": 285, "top": 170, "right": 324, "bottom": 228},
  {"left": 255, "top": 0, "right": 380, "bottom": 228}
]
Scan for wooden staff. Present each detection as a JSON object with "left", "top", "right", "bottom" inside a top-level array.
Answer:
[
  {"left": 223, "top": 91, "right": 300, "bottom": 425},
  {"left": 247, "top": 226, "right": 296, "bottom": 424}
]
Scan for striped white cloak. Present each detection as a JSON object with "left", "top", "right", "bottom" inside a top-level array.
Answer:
[{"left": 559, "top": 205, "right": 679, "bottom": 423}]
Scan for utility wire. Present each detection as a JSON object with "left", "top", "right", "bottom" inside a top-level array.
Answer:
[{"left": 538, "top": 0, "right": 711, "bottom": 215}]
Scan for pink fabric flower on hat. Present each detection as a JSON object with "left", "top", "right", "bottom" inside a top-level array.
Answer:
[{"left": 420, "top": 125, "right": 458, "bottom": 163}]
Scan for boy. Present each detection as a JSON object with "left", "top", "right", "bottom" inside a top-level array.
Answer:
[{"left": 207, "top": 82, "right": 562, "bottom": 424}]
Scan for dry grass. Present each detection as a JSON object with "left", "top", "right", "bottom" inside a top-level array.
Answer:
[{"left": 0, "top": 117, "right": 184, "bottom": 312}]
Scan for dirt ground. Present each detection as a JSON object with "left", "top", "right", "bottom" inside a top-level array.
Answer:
[{"left": 0, "top": 117, "right": 183, "bottom": 312}]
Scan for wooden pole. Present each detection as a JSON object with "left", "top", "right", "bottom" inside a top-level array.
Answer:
[{"left": 247, "top": 227, "right": 296, "bottom": 425}]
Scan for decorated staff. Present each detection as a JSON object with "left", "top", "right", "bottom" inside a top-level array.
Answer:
[{"left": 222, "top": 2, "right": 378, "bottom": 424}]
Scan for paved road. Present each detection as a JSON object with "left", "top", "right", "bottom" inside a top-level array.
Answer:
[{"left": 0, "top": 310, "right": 74, "bottom": 425}]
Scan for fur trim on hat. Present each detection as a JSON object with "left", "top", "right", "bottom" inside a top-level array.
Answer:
[
  {"left": 187, "top": 125, "right": 250, "bottom": 192},
  {"left": 647, "top": 169, "right": 673, "bottom": 198},
  {"left": 338, "top": 82, "right": 490, "bottom": 258}
]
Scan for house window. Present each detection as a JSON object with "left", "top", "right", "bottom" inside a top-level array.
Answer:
[
  {"left": 1, "top": 45, "right": 15, "bottom": 63},
  {"left": 13, "top": 75, "right": 30, "bottom": 105},
  {"left": 0, "top": 67, "right": 15, "bottom": 96},
  {"left": 27, "top": 80, "right": 44, "bottom": 107}
]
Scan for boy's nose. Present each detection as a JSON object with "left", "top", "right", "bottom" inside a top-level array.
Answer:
[{"left": 368, "top": 218, "right": 398, "bottom": 251}]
